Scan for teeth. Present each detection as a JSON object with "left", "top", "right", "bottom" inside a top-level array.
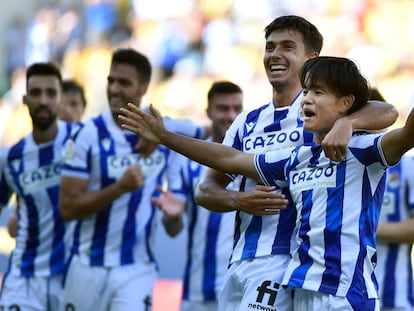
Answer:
[{"left": 270, "top": 65, "right": 286, "bottom": 71}]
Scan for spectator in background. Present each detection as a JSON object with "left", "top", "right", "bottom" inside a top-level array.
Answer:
[
  {"left": 59, "top": 79, "right": 87, "bottom": 122},
  {"left": 153, "top": 81, "right": 243, "bottom": 311}
]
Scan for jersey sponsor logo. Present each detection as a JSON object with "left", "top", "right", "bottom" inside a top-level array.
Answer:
[
  {"left": 243, "top": 130, "right": 302, "bottom": 152},
  {"left": 107, "top": 150, "right": 166, "bottom": 178},
  {"left": 289, "top": 166, "right": 337, "bottom": 192},
  {"left": 247, "top": 280, "right": 278, "bottom": 310},
  {"left": 18, "top": 163, "right": 61, "bottom": 195}
]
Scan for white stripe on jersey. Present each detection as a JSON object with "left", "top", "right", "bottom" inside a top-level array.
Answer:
[
  {"left": 255, "top": 133, "right": 388, "bottom": 298},
  {"left": 0, "top": 121, "right": 75, "bottom": 277},
  {"left": 376, "top": 155, "right": 414, "bottom": 309},
  {"left": 61, "top": 111, "right": 184, "bottom": 268},
  {"left": 222, "top": 95, "right": 313, "bottom": 264},
  {"left": 173, "top": 149, "right": 235, "bottom": 302}
]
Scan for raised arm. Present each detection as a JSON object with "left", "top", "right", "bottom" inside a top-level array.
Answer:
[
  {"left": 381, "top": 107, "right": 414, "bottom": 166},
  {"left": 322, "top": 100, "right": 398, "bottom": 161},
  {"left": 119, "top": 104, "right": 259, "bottom": 181}
]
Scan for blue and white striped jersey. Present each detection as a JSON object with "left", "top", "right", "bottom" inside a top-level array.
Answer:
[
  {"left": 0, "top": 121, "right": 77, "bottom": 277},
  {"left": 174, "top": 141, "right": 235, "bottom": 302},
  {"left": 61, "top": 111, "right": 184, "bottom": 267},
  {"left": 255, "top": 133, "right": 388, "bottom": 298},
  {"left": 222, "top": 94, "right": 314, "bottom": 263},
  {"left": 376, "top": 155, "right": 414, "bottom": 309}
]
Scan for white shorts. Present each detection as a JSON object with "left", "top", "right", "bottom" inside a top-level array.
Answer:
[
  {"left": 0, "top": 273, "right": 63, "bottom": 311},
  {"left": 61, "top": 255, "right": 157, "bottom": 311},
  {"left": 294, "top": 288, "right": 380, "bottom": 311},
  {"left": 219, "top": 254, "right": 293, "bottom": 311},
  {"left": 181, "top": 300, "right": 218, "bottom": 311}
]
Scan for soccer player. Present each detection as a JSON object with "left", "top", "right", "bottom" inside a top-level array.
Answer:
[
  {"left": 59, "top": 79, "right": 87, "bottom": 122},
  {"left": 119, "top": 55, "right": 414, "bottom": 310},
  {"left": 153, "top": 81, "right": 243, "bottom": 311},
  {"left": 6, "top": 79, "right": 87, "bottom": 239},
  {"left": 58, "top": 48, "right": 199, "bottom": 311},
  {"left": 194, "top": 15, "right": 397, "bottom": 311},
  {"left": 0, "top": 62, "right": 77, "bottom": 310}
]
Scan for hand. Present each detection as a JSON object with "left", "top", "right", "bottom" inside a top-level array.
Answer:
[
  {"left": 7, "top": 212, "right": 18, "bottom": 238},
  {"left": 151, "top": 185, "right": 185, "bottom": 218},
  {"left": 119, "top": 103, "right": 165, "bottom": 143},
  {"left": 135, "top": 138, "right": 159, "bottom": 158},
  {"left": 322, "top": 117, "right": 352, "bottom": 162},
  {"left": 118, "top": 165, "right": 145, "bottom": 193},
  {"left": 233, "top": 185, "right": 288, "bottom": 216}
]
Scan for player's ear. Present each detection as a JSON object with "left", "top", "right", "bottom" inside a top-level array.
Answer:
[{"left": 339, "top": 94, "right": 354, "bottom": 114}]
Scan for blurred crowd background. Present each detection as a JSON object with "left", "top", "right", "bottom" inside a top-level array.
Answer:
[{"left": 0, "top": 0, "right": 414, "bottom": 150}]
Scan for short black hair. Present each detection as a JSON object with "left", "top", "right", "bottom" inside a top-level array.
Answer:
[
  {"left": 207, "top": 81, "right": 242, "bottom": 101},
  {"left": 26, "top": 62, "right": 62, "bottom": 86},
  {"left": 264, "top": 15, "right": 323, "bottom": 55},
  {"left": 111, "top": 48, "right": 152, "bottom": 84},
  {"left": 369, "top": 87, "right": 385, "bottom": 102},
  {"left": 300, "top": 56, "right": 369, "bottom": 115},
  {"left": 62, "top": 80, "right": 87, "bottom": 107}
]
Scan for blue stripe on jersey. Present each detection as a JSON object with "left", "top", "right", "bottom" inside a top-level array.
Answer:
[
  {"left": 264, "top": 109, "right": 288, "bottom": 132},
  {"left": 40, "top": 144, "right": 65, "bottom": 275},
  {"left": 272, "top": 188, "right": 296, "bottom": 253},
  {"left": 292, "top": 190, "right": 313, "bottom": 288},
  {"left": 121, "top": 187, "right": 142, "bottom": 264},
  {"left": 242, "top": 216, "right": 262, "bottom": 258},
  {"left": 203, "top": 213, "right": 221, "bottom": 300},
  {"left": 182, "top": 162, "right": 199, "bottom": 300},
  {"left": 244, "top": 105, "right": 268, "bottom": 136},
  {"left": 382, "top": 245, "right": 398, "bottom": 306},
  {"left": 319, "top": 161, "right": 346, "bottom": 294},
  {"left": 90, "top": 116, "right": 115, "bottom": 266},
  {"left": 21, "top": 195, "right": 39, "bottom": 276}
]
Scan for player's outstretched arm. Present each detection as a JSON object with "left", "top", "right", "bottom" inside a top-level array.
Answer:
[
  {"left": 381, "top": 107, "right": 414, "bottom": 166},
  {"left": 119, "top": 104, "right": 259, "bottom": 181}
]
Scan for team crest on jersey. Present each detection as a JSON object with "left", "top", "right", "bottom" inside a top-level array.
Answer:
[
  {"left": 101, "top": 138, "right": 112, "bottom": 151},
  {"left": 63, "top": 138, "right": 75, "bottom": 160},
  {"left": 386, "top": 172, "right": 400, "bottom": 189}
]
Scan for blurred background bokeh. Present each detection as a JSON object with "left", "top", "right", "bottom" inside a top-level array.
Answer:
[{"left": 0, "top": 0, "right": 414, "bottom": 305}]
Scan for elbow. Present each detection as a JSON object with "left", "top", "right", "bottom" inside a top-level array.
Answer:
[
  {"left": 387, "top": 105, "right": 399, "bottom": 126},
  {"left": 59, "top": 202, "right": 78, "bottom": 221}
]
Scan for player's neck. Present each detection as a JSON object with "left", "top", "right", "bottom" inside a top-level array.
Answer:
[
  {"left": 32, "top": 122, "right": 58, "bottom": 144},
  {"left": 272, "top": 85, "right": 303, "bottom": 108}
]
